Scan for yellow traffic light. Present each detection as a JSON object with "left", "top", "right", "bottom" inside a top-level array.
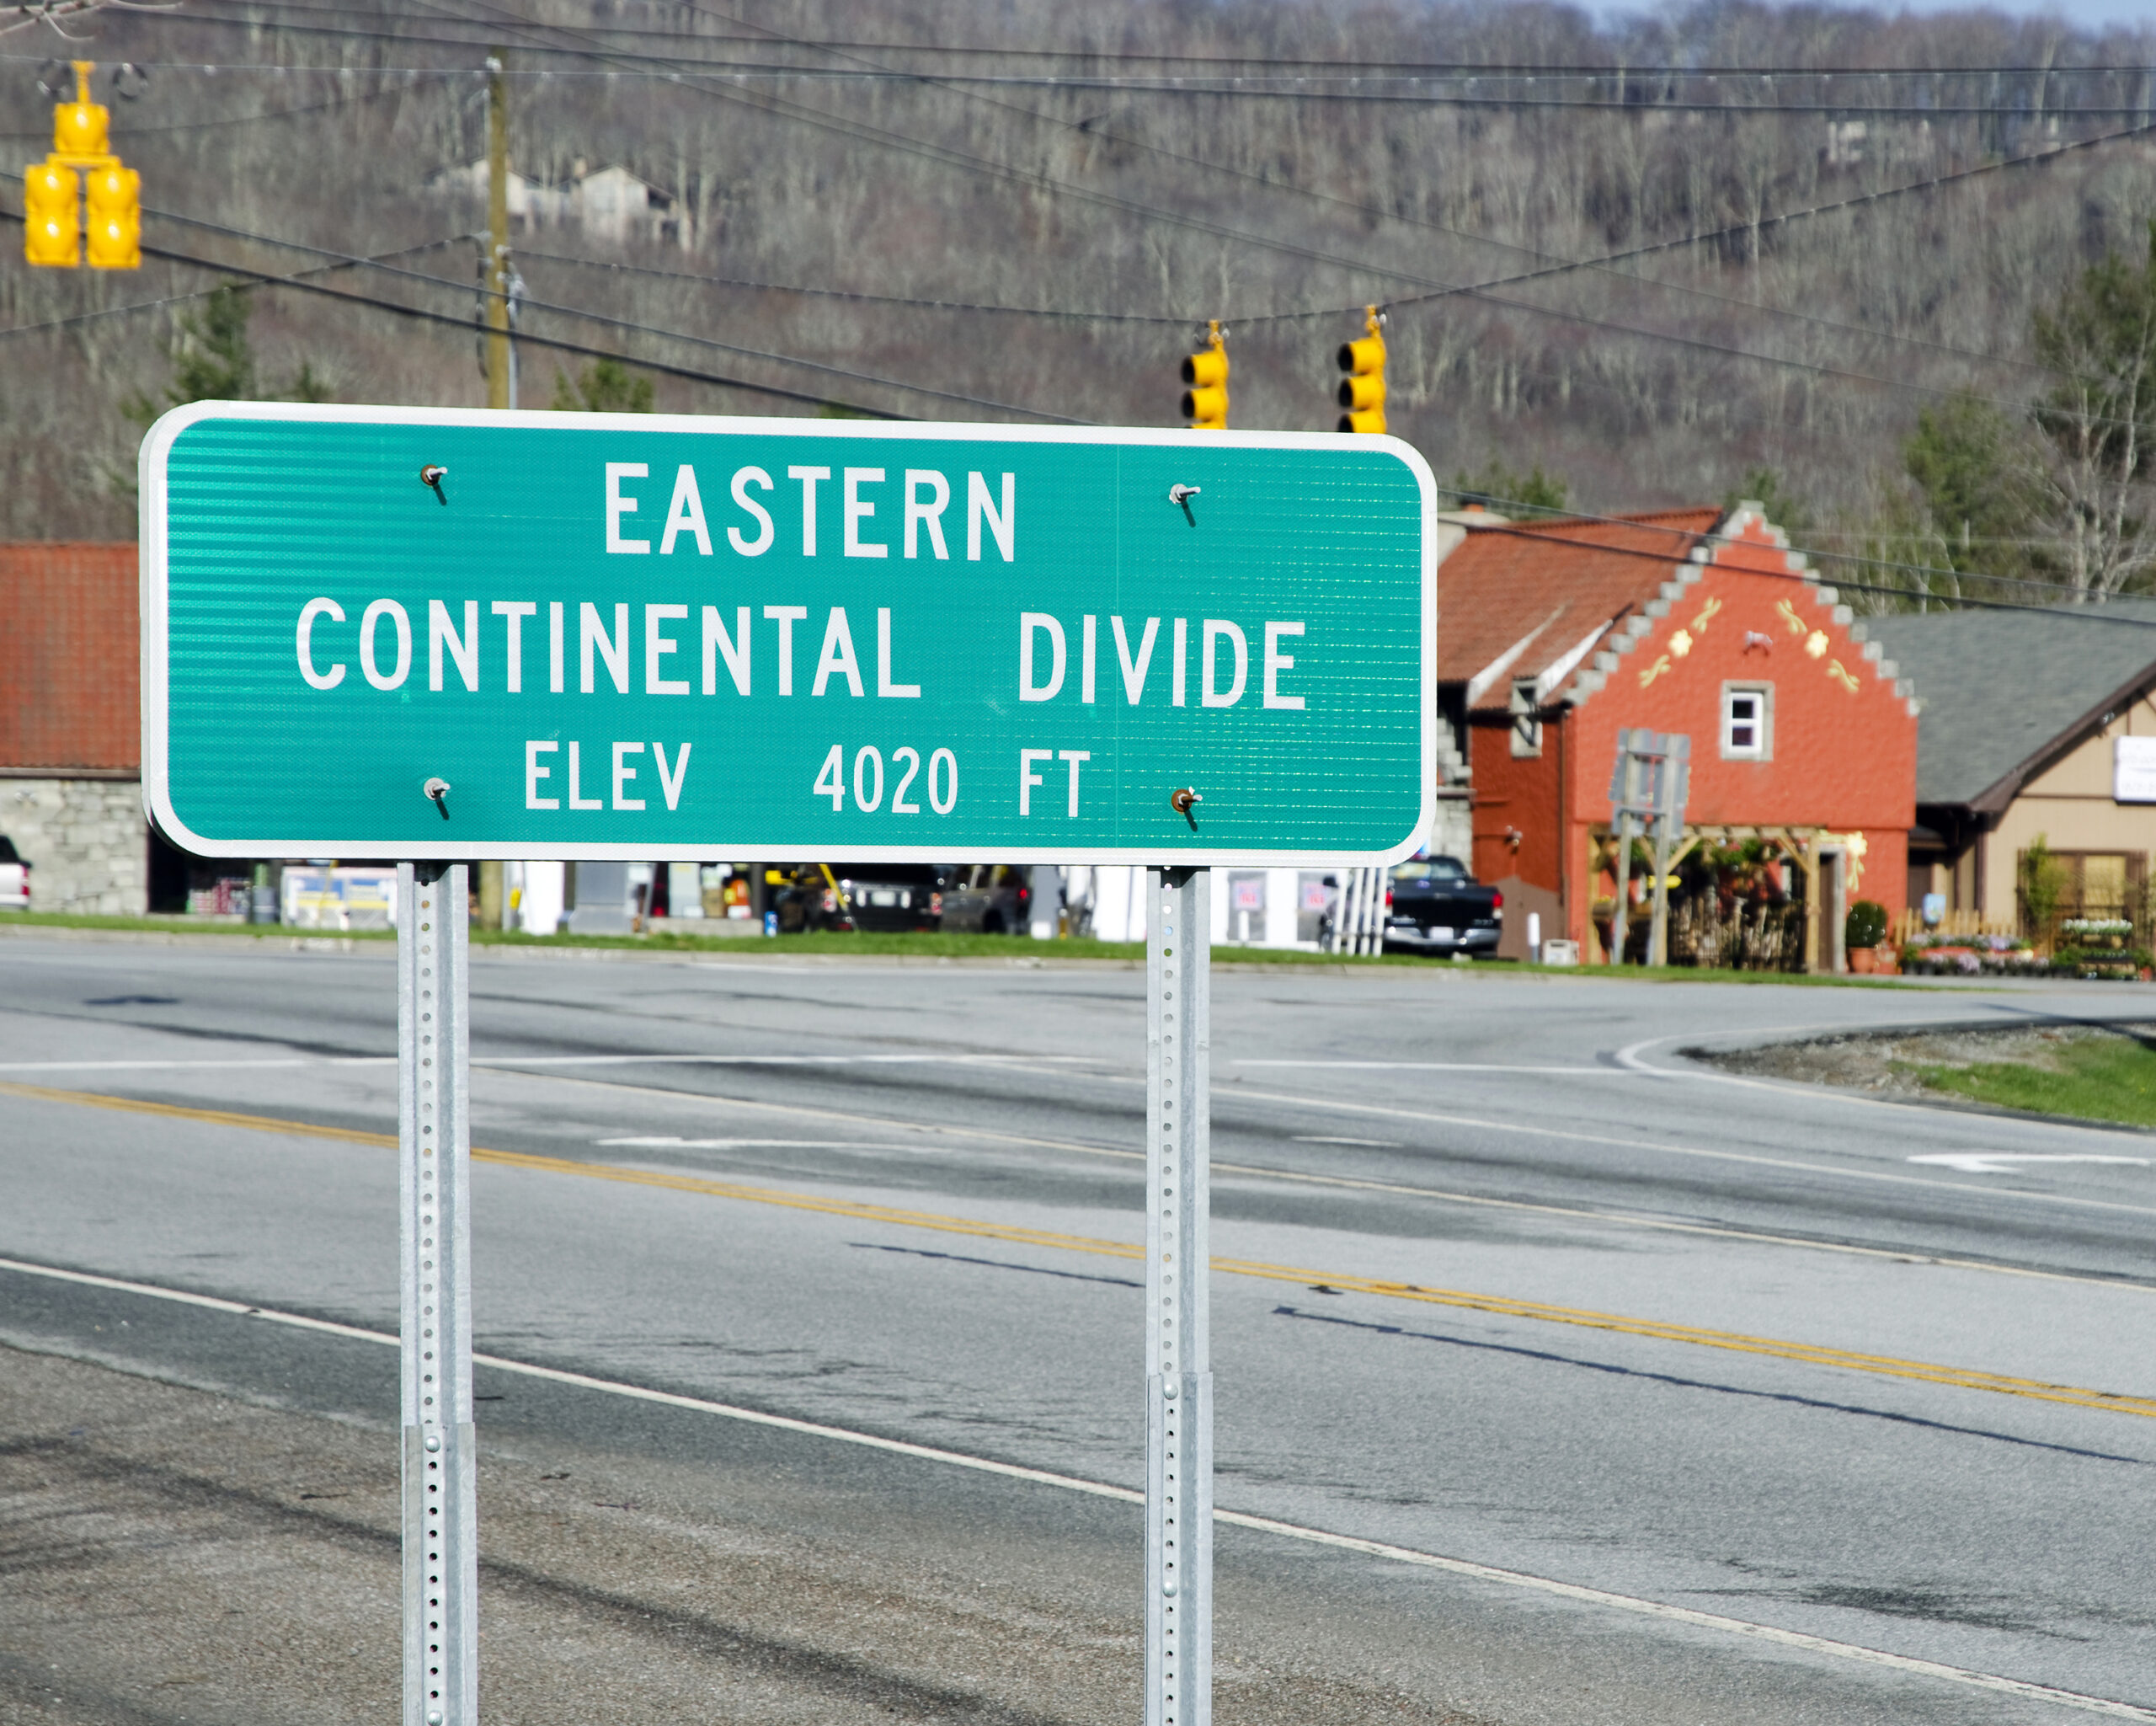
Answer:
[
  {"left": 1336, "top": 305, "right": 1387, "bottom": 434},
  {"left": 54, "top": 99, "right": 109, "bottom": 158},
  {"left": 23, "top": 161, "right": 79, "bottom": 267},
  {"left": 1180, "top": 319, "right": 1228, "bottom": 430},
  {"left": 24, "top": 61, "right": 141, "bottom": 270},
  {"left": 84, "top": 162, "right": 140, "bottom": 269}
]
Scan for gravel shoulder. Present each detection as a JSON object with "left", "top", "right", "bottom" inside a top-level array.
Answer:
[
  {"left": 1694, "top": 1020, "right": 2156, "bottom": 1123},
  {"left": 0, "top": 1339, "right": 1497, "bottom": 1726}
]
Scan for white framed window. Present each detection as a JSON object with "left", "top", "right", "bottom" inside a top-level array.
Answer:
[
  {"left": 1509, "top": 678, "right": 1542, "bottom": 757},
  {"left": 1722, "top": 682, "right": 1772, "bottom": 760}
]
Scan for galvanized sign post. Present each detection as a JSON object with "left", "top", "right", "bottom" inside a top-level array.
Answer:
[
  {"left": 398, "top": 862, "right": 477, "bottom": 1726},
  {"left": 140, "top": 404, "right": 1433, "bottom": 1726},
  {"left": 1146, "top": 864, "right": 1210, "bottom": 1726}
]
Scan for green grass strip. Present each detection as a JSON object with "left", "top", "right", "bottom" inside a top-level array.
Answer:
[
  {"left": 1907, "top": 1035, "right": 2156, "bottom": 1130},
  {"left": 0, "top": 910, "right": 1920, "bottom": 982}
]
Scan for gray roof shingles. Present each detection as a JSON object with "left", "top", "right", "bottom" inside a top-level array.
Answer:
[{"left": 1861, "top": 601, "right": 2156, "bottom": 810}]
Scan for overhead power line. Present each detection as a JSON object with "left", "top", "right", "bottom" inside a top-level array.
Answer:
[
  {"left": 19, "top": 4, "right": 2153, "bottom": 435},
  {"left": 646, "top": 0, "right": 2104, "bottom": 384},
  {"left": 616, "top": 0, "right": 2156, "bottom": 428},
  {"left": 106, "top": 0, "right": 2156, "bottom": 74},
  {"left": 477, "top": 0, "right": 2139, "bottom": 419},
  {"left": 90, "top": 5, "right": 2156, "bottom": 88},
  {"left": 59, "top": 6, "right": 2149, "bottom": 387},
  {"left": 72, "top": 13, "right": 2156, "bottom": 115},
  {"left": 392, "top": 0, "right": 2143, "bottom": 426},
  {"left": 515, "top": 247, "right": 1191, "bottom": 326},
  {"left": 0, "top": 231, "right": 477, "bottom": 341},
  {"left": 1457, "top": 494, "right": 2156, "bottom": 623},
  {"left": 0, "top": 72, "right": 455, "bottom": 141},
  {"left": 125, "top": 195, "right": 1091, "bottom": 423},
  {"left": 0, "top": 204, "right": 914, "bottom": 415},
  {"left": 0, "top": 168, "right": 1085, "bottom": 423}
]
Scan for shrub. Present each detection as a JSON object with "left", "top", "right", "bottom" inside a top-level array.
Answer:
[
  {"left": 1844, "top": 899, "right": 1888, "bottom": 949},
  {"left": 2020, "top": 835, "right": 2068, "bottom": 944}
]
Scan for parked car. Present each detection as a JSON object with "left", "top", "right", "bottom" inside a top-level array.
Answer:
[
  {"left": 937, "top": 863, "right": 1032, "bottom": 934},
  {"left": 0, "top": 836, "right": 28, "bottom": 911},
  {"left": 1382, "top": 856, "right": 1502, "bottom": 957},
  {"left": 771, "top": 862, "right": 945, "bottom": 933}
]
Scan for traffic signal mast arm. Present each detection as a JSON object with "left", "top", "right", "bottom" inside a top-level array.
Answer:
[
  {"left": 23, "top": 61, "right": 139, "bottom": 269},
  {"left": 1337, "top": 304, "right": 1386, "bottom": 434}
]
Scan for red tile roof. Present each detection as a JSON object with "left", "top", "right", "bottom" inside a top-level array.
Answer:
[{"left": 1437, "top": 508, "right": 1722, "bottom": 707}]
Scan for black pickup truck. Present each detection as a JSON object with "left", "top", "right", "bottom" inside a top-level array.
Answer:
[{"left": 1381, "top": 856, "right": 1503, "bottom": 958}]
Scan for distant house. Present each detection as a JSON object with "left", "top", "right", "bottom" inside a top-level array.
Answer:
[
  {"left": 426, "top": 158, "right": 688, "bottom": 248},
  {"left": 1435, "top": 505, "right": 1920, "bottom": 969},
  {"left": 1861, "top": 603, "right": 2156, "bottom": 930}
]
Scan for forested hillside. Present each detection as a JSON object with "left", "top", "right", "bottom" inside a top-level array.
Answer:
[{"left": 4, "top": 0, "right": 2155, "bottom": 604}]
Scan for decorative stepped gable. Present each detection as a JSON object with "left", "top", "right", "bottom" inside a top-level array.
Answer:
[{"left": 1555, "top": 504, "right": 1920, "bottom": 720}]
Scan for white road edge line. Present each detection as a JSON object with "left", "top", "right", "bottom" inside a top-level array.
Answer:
[
  {"left": 1614, "top": 1027, "right": 2156, "bottom": 1136},
  {"left": 1235, "top": 1061, "right": 1625, "bottom": 1074},
  {"left": 0, "top": 1253, "right": 2146, "bottom": 1722}
]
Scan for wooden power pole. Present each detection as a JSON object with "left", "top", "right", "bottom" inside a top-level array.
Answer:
[
  {"left": 484, "top": 50, "right": 512, "bottom": 412},
  {"left": 478, "top": 49, "right": 511, "bottom": 932}
]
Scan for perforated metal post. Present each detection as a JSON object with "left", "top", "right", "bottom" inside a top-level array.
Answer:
[
  {"left": 1145, "top": 866, "right": 1211, "bottom": 1726},
  {"left": 400, "top": 862, "right": 478, "bottom": 1726}
]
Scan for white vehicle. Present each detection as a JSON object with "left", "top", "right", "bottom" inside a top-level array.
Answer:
[{"left": 0, "top": 837, "right": 27, "bottom": 911}]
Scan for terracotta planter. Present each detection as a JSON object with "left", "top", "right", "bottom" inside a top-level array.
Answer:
[{"left": 1848, "top": 946, "right": 1879, "bottom": 975}]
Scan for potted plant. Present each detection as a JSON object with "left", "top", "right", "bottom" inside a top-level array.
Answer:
[{"left": 1844, "top": 899, "right": 1888, "bottom": 973}]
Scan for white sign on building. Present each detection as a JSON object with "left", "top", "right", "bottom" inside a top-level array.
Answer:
[{"left": 2113, "top": 735, "right": 2156, "bottom": 803}]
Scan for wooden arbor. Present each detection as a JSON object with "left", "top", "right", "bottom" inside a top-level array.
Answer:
[{"left": 1587, "top": 824, "right": 1828, "bottom": 971}]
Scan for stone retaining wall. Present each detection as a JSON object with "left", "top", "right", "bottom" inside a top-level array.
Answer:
[{"left": 0, "top": 776, "right": 147, "bottom": 915}]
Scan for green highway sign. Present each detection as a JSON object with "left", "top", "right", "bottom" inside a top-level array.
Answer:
[{"left": 141, "top": 405, "right": 1434, "bottom": 863}]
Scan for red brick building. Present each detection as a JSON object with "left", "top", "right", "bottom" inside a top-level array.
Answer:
[
  {"left": 0, "top": 542, "right": 148, "bottom": 913},
  {"left": 1437, "top": 505, "right": 1919, "bottom": 968}
]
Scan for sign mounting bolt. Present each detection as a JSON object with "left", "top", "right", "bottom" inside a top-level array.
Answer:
[
  {"left": 424, "top": 778, "right": 451, "bottom": 819},
  {"left": 419, "top": 464, "right": 449, "bottom": 505},
  {"left": 1171, "top": 788, "right": 1202, "bottom": 830}
]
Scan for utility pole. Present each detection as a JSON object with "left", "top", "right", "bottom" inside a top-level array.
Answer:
[
  {"left": 477, "top": 48, "right": 512, "bottom": 932},
  {"left": 485, "top": 50, "right": 512, "bottom": 413}
]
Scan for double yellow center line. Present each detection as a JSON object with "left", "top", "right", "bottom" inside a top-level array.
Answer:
[{"left": 7, "top": 1077, "right": 2149, "bottom": 1422}]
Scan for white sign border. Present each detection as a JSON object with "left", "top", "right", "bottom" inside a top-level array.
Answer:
[{"left": 141, "top": 401, "right": 1437, "bottom": 868}]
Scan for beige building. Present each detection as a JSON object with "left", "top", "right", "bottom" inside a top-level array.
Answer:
[{"left": 1866, "top": 604, "right": 2156, "bottom": 928}]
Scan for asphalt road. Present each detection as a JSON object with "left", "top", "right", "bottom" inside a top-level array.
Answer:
[{"left": 3, "top": 932, "right": 2155, "bottom": 1724}]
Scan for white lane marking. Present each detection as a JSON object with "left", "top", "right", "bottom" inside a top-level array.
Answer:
[
  {"left": 597, "top": 1137, "right": 943, "bottom": 1152},
  {"left": 1910, "top": 1154, "right": 2152, "bottom": 1175},
  {"left": 0, "top": 1251, "right": 2147, "bottom": 1723},
  {"left": 1240, "top": 1061, "right": 1624, "bottom": 1074},
  {"left": 0, "top": 1052, "right": 1100, "bottom": 1073},
  {"left": 0, "top": 1057, "right": 394, "bottom": 1071},
  {"left": 1229, "top": 1086, "right": 2156, "bottom": 1220},
  {"left": 461, "top": 1066, "right": 2156, "bottom": 1290},
  {"left": 1292, "top": 1136, "right": 1401, "bottom": 1148},
  {"left": 0, "top": 1050, "right": 2146, "bottom": 1293},
  {"left": 479, "top": 1053, "right": 1100, "bottom": 1068}
]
